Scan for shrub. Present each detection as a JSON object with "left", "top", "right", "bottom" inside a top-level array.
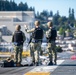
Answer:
[{"left": 55, "top": 46, "right": 63, "bottom": 52}]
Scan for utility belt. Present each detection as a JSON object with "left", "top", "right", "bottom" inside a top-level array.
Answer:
[
  {"left": 31, "top": 38, "right": 42, "bottom": 43},
  {"left": 14, "top": 41, "right": 23, "bottom": 46}
]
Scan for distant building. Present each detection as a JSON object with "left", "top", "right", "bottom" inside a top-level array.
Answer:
[
  {"left": 48, "top": 17, "right": 53, "bottom": 21},
  {"left": 0, "top": 11, "right": 35, "bottom": 42}
]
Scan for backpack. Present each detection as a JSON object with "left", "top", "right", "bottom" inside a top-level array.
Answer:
[
  {"left": 49, "top": 28, "right": 57, "bottom": 41},
  {"left": 1, "top": 59, "right": 14, "bottom": 67},
  {"left": 33, "top": 27, "right": 43, "bottom": 40}
]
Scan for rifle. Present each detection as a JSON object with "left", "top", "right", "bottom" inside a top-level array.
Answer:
[{"left": 27, "top": 35, "right": 32, "bottom": 46}]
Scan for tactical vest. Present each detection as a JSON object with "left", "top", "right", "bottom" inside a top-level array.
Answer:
[
  {"left": 48, "top": 28, "right": 57, "bottom": 42},
  {"left": 32, "top": 27, "right": 43, "bottom": 42},
  {"left": 13, "top": 31, "right": 23, "bottom": 46}
]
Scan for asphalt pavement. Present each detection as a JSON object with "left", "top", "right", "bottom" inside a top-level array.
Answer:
[
  {"left": 0, "top": 59, "right": 76, "bottom": 75},
  {"left": 0, "top": 50, "right": 76, "bottom": 75}
]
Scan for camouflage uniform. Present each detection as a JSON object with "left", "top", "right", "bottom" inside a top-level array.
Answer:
[
  {"left": 25, "top": 28, "right": 43, "bottom": 65},
  {"left": 25, "top": 21, "right": 43, "bottom": 65},
  {"left": 47, "top": 41, "right": 57, "bottom": 65},
  {"left": 46, "top": 28, "right": 57, "bottom": 65},
  {"left": 12, "top": 25, "right": 26, "bottom": 64},
  {"left": 30, "top": 41, "right": 42, "bottom": 64},
  {"left": 14, "top": 45, "right": 23, "bottom": 64}
]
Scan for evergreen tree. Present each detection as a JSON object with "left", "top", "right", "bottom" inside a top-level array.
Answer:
[
  {"left": 18, "top": 2, "right": 24, "bottom": 11},
  {"left": 72, "top": 9, "right": 75, "bottom": 21},
  {"left": 24, "top": 2, "right": 28, "bottom": 11},
  {"left": 68, "top": 8, "right": 75, "bottom": 22},
  {"left": 11, "top": 0, "right": 17, "bottom": 11},
  {"left": 29, "top": 7, "right": 34, "bottom": 11},
  {"left": 0, "top": 0, "right": 3, "bottom": 10},
  {"left": 53, "top": 10, "right": 60, "bottom": 25},
  {"left": 40, "top": 10, "right": 49, "bottom": 21},
  {"left": 10, "top": 0, "right": 13, "bottom": 10},
  {"left": 0, "top": 0, "right": 5, "bottom": 11},
  {"left": 69, "top": 8, "right": 71, "bottom": 17},
  {"left": 36, "top": 11, "right": 39, "bottom": 17},
  {"left": 32, "top": 7, "right": 35, "bottom": 11},
  {"left": 4, "top": 0, "right": 11, "bottom": 11},
  {"left": 49, "top": 11, "right": 53, "bottom": 17}
]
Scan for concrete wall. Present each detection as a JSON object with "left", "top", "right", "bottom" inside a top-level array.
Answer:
[{"left": 0, "top": 11, "right": 35, "bottom": 42}]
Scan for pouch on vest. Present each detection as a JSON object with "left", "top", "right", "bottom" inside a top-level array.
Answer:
[{"left": 33, "top": 27, "right": 43, "bottom": 40}]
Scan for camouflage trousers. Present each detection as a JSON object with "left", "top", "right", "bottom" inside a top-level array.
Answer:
[
  {"left": 30, "top": 41, "right": 42, "bottom": 64},
  {"left": 14, "top": 45, "right": 23, "bottom": 64},
  {"left": 47, "top": 41, "right": 57, "bottom": 64}
]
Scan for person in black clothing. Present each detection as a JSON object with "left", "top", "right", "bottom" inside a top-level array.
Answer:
[{"left": 12, "top": 25, "right": 26, "bottom": 66}]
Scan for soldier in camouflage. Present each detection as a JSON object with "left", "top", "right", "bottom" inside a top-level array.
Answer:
[
  {"left": 24, "top": 21, "right": 43, "bottom": 66},
  {"left": 12, "top": 25, "right": 26, "bottom": 66},
  {"left": 46, "top": 21, "right": 57, "bottom": 65}
]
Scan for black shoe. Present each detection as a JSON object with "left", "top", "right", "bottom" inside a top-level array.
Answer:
[
  {"left": 29, "top": 63, "right": 34, "bottom": 66},
  {"left": 53, "top": 62, "right": 57, "bottom": 65},
  {"left": 35, "top": 62, "right": 39, "bottom": 66},
  {"left": 48, "top": 61, "right": 53, "bottom": 65}
]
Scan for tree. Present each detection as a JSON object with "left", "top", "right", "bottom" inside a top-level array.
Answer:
[
  {"left": 59, "top": 27, "right": 65, "bottom": 35},
  {"left": 0, "top": 0, "right": 33, "bottom": 11},
  {"left": 68, "top": 8, "right": 75, "bottom": 22},
  {"left": 49, "top": 11, "right": 53, "bottom": 17},
  {"left": 58, "top": 16, "right": 67, "bottom": 26},
  {"left": 18, "top": 2, "right": 24, "bottom": 11},
  {"left": 24, "top": 2, "right": 28, "bottom": 11},
  {"left": 72, "top": 9, "right": 75, "bottom": 21},
  {"left": 53, "top": 10, "right": 60, "bottom": 25},
  {"left": 10, "top": 0, "right": 13, "bottom": 11},
  {"left": 74, "top": 21, "right": 76, "bottom": 27},
  {"left": 69, "top": 8, "right": 71, "bottom": 17},
  {"left": 4, "top": 0, "right": 11, "bottom": 11},
  {"left": 0, "top": 0, "right": 3, "bottom": 10},
  {"left": 40, "top": 10, "right": 49, "bottom": 21},
  {"left": 40, "top": 10, "right": 49, "bottom": 17},
  {"left": 29, "top": 6, "right": 34, "bottom": 11},
  {"left": 55, "top": 46, "right": 63, "bottom": 52},
  {"left": 35, "top": 11, "right": 40, "bottom": 18},
  {"left": 0, "top": 0, "right": 6, "bottom": 11},
  {"left": 36, "top": 11, "right": 40, "bottom": 17}
]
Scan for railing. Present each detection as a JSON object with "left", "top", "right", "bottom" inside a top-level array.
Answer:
[{"left": 0, "top": 42, "right": 30, "bottom": 60}]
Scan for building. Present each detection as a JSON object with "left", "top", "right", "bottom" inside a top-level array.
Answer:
[{"left": 0, "top": 11, "right": 35, "bottom": 42}]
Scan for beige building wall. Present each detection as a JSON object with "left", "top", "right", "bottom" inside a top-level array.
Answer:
[{"left": 0, "top": 11, "right": 35, "bottom": 42}]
